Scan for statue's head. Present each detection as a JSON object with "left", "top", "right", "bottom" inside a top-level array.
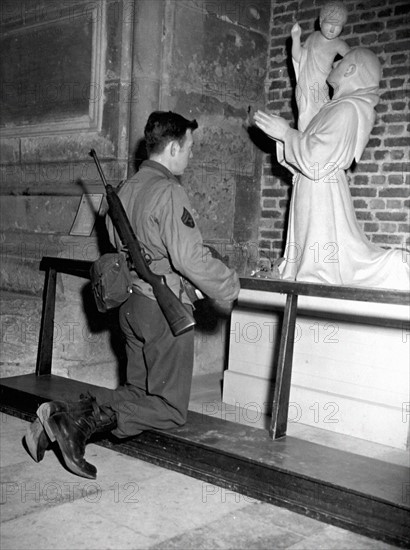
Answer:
[
  {"left": 348, "top": 48, "right": 382, "bottom": 87},
  {"left": 319, "top": 1, "right": 348, "bottom": 39},
  {"left": 328, "top": 47, "right": 382, "bottom": 95}
]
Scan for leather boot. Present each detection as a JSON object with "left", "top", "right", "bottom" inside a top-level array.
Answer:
[
  {"left": 42, "top": 400, "right": 117, "bottom": 479},
  {"left": 24, "top": 395, "right": 97, "bottom": 463}
]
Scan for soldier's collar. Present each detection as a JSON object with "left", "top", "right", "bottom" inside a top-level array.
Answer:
[{"left": 140, "top": 160, "right": 179, "bottom": 182}]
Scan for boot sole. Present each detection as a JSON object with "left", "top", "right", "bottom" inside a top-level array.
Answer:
[
  {"left": 25, "top": 419, "right": 47, "bottom": 462},
  {"left": 36, "top": 402, "right": 57, "bottom": 441},
  {"left": 43, "top": 415, "right": 97, "bottom": 480}
]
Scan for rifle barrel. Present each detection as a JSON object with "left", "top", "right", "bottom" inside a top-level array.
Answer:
[{"left": 89, "top": 149, "right": 108, "bottom": 188}]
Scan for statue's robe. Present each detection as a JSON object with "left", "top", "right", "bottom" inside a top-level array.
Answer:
[{"left": 279, "top": 87, "right": 409, "bottom": 290}]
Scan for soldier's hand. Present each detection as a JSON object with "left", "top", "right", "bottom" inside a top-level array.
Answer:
[{"left": 208, "top": 298, "right": 236, "bottom": 317}]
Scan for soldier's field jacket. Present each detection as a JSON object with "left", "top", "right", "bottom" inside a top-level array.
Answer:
[{"left": 107, "top": 160, "right": 240, "bottom": 305}]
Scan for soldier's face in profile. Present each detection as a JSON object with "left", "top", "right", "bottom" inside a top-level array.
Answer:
[{"left": 173, "top": 130, "right": 194, "bottom": 175}]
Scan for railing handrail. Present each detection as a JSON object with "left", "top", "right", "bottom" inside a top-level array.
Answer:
[
  {"left": 37, "top": 257, "right": 409, "bottom": 306},
  {"left": 39, "top": 256, "right": 93, "bottom": 278},
  {"left": 240, "top": 277, "right": 409, "bottom": 306}
]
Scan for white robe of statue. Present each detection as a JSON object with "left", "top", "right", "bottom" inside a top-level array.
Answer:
[{"left": 278, "top": 87, "right": 409, "bottom": 290}]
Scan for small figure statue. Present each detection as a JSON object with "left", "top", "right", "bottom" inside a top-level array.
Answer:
[{"left": 292, "top": 1, "right": 350, "bottom": 131}]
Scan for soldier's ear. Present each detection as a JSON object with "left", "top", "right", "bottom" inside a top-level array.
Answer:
[{"left": 169, "top": 140, "right": 180, "bottom": 157}]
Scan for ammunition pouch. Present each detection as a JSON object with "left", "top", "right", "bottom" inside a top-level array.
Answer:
[{"left": 90, "top": 253, "right": 133, "bottom": 313}]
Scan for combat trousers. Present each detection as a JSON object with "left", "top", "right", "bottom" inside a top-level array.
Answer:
[{"left": 91, "top": 291, "right": 195, "bottom": 438}]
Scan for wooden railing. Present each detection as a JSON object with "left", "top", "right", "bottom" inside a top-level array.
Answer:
[
  {"left": 239, "top": 277, "right": 409, "bottom": 439},
  {"left": 35, "top": 257, "right": 409, "bottom": 441},
  {"left": 35, "top": 257, "right": 93, "bottom": 377}
]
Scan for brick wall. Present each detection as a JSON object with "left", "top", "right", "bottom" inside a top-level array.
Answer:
[{"left": 259, "top": 0, "right": 410, "bottom": 260}]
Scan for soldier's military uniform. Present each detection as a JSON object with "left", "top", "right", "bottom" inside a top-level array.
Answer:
[{"left": 91, "top": 160, "right": 240, "bottom": 438}]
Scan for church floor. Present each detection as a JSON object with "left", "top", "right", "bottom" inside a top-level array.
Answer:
[{"left": 1, "top": 373, "right": 406, "bottom": 550}]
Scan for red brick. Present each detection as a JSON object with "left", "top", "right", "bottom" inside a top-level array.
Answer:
[
  {"left": 356, "top": 211, "right": 373, "bottom": 220},
  {"left": 356, "top": 0, "right": 393, "bottom": 8},
  {"left": 382, "top": 113, "right": 408, "bottom": 123},
  {"left": 384, "top": 125, "right": 406, "bottom": 136},
  {"left": 380, "top": 223, "right": 398, "bottom": 232},
  {"left": 386, "top": 199, "right": 404, "bottom": 209},
  {"left": 371, "top": 126, "right": 385, "bottom": 135},
  {"left": 392, "top": 102, "right": 407, "bottom": 110},
  {"left": 391, "top": 150, "right": 405, "bottom": 160},
  {"left": 361, "top": 33, "right": 379, "bottom": 45},
  {"left": 372, "top": 234, "right": 403, "bottom": 245},
  {"left": 355, "top": 163, "right": 380, "bottom": 172},
  {"left": 388, "top": 174, "right": 406, "bottom": 184},
  {"left": 350, "top": 187, "right": 377, "bottom": 197},
  {"left": 382, "top": 163, "right": 410, "bottom": 172},
  {"left": 260, "top": 230, "right": 281, "bottom": 240},
  {"left": 266, "top": 101, "right": 286, "bottom": 111},
  {"left": 269, "top": 47, "right": 285, "bottom": 58},
  {"left": 369, "top": 199, "right": 386, "bottom": 209},
  {"left": 383, "top": 65, "right": 409, "bottom": 76},
  {"left": 360, "top": 151, "right": 372, "bottom": 161},
  {"left": 394, "top": 3, "right": 410, "bottom": 16},
  {"left": 272, "top": 240, "right": 285, "bottom": 250},
  {"left": 378, "top": 8, "right": 393, "bottom": 18},
  {"left": 381, "top": 90, "right": 406, "bottom": 101},
  {"left": 353, "top": 199, "right": 369, "bottom": 209},
  {"left": 396, "top": 29, "right": 410, "bottom": 40},
  {"left": 379, "top": 188, "right": 410, "bottom": 198},
  {"left": 268, "top": 90, "right": 281, "bottom": 101},
  {"left": 367, "top": 138, "right": 382, "bottom": 147},
  {"left": 262, "top": 188, "right": 286, "bottom": 197},
  {"left": 268, "top": 69, "right": 285, "bottom": 80},
  {"left": 261, "top": 210, "right": 281, "bottom": 218},
  {"left": 384, "top": 137, "right": 408, "bottom": 147},
  {"left": 353, "top": 22, "right": 384, "bottom": 34},
  {"left": 374, "top": 150, "right": 388, "bottom": 161},
  {"left": 370, "top": 176, "right": 387, "bottom": 185},
  {"left": 364, "top": 223, "right": 380, "bottom": 232},
  {"left": 352, "top": 175, "right": 369, "bottom": 185}
]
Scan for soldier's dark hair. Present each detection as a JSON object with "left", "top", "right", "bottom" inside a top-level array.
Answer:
[{"left": 144, "top": 111, "right": 198, "bottom": 155}]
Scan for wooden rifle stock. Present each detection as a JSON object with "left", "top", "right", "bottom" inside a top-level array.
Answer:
[{"left": 89, "top": 149, "right": 195, "bottom": 336}]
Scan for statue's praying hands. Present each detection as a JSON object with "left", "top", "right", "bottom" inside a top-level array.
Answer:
[{"left": 253, "top": 111, "right": 291, "bottom": 142}]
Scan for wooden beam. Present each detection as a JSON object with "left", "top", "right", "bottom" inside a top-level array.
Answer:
[
  {"left": 35, "top": 267, "right": 57, "bottom": 376},
  {"left": 270, "top": 293, "right": 298, "bottom": 439},
  {"left": 240, "top": 277, "right": 410, "bottom": 305}
]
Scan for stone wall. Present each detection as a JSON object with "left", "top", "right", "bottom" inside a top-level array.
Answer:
[
  {"left": 0, "top": 0, "right": 270, "bottom": 385},
  {"left": 260, "top": 0, "right": 410, "bottom": 260}
]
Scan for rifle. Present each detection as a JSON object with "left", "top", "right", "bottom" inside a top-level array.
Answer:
[{"left": 89, "top": 149, "right": 196, "bottom": 336}]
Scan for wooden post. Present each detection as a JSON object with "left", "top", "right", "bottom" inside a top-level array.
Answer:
[
  {"left": 269, "top": 293, "right": 298, "bottom": 439},
  {"left": 35, "top": 267, "right": 57, "bottom": 376}
]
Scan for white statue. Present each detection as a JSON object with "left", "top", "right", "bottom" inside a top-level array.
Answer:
[
  {"left": 292, "top": 1, "right": 350, "bottom": 131},
  {"left": 254, "top": 48, "right": 409, "bottom": 290}
]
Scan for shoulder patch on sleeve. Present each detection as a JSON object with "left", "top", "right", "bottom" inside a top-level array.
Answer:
[{"left": 181, "top": 207, "right": 195, "bottom": 228}]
